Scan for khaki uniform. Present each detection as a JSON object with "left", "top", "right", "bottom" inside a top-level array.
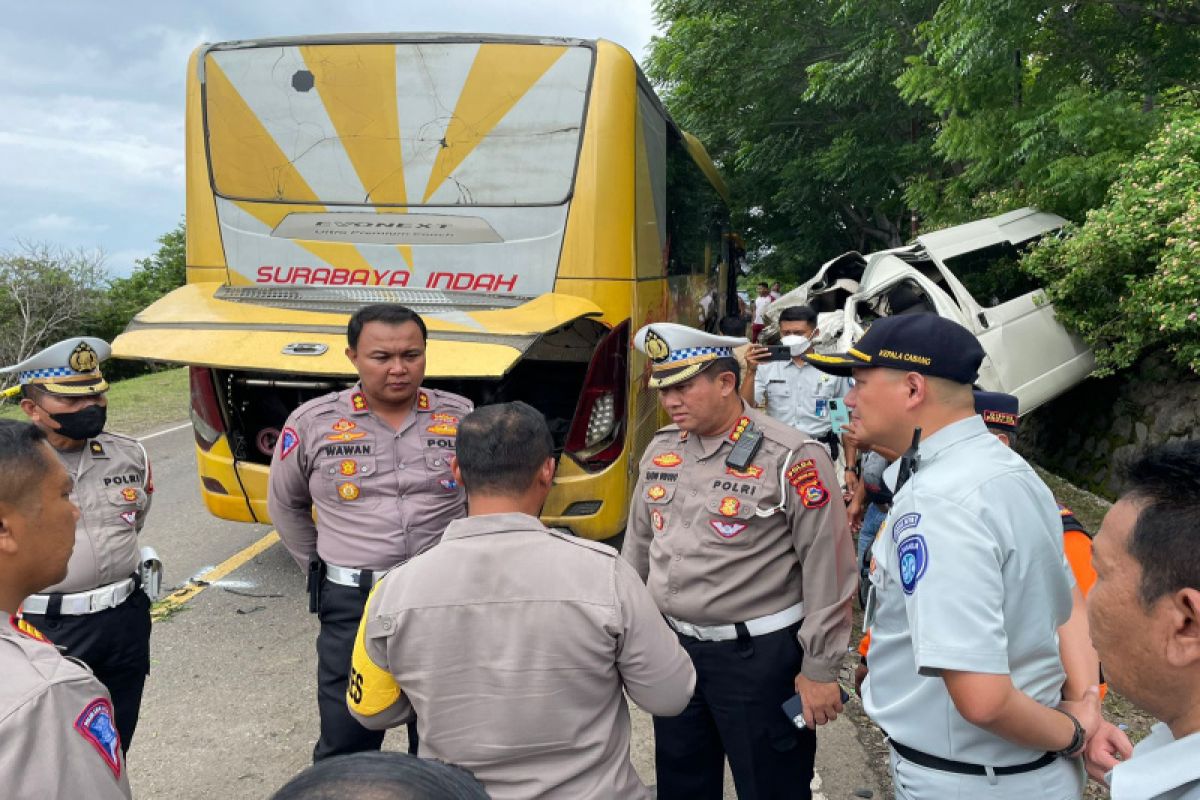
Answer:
[
  {"left": 267, "top": 383, "right": 472, "bottom": 761},
  {"left": 622, "top": 405, "right": 856, "bottom": 680},
  {"left": 42, "top": 433, "right": 151, "bottom": 594},
  {"left": 268, "top": 384, "right": 471, "bottom": 571},
  {"left": 622, "top": 404, "right": 857, "bottom": 800},
  {"left": 0, "top": 615, "right": 132, "bottom": 799},
  {"left": 348, "top": 512, "right": 696, "bottom": 800},
  {"left": 22, "top": 431, "right": 153, "bottom": 753}
]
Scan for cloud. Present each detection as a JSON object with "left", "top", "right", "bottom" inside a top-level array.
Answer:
[{"left": 23, "top": 214, "right": 109, "bottom": 234}]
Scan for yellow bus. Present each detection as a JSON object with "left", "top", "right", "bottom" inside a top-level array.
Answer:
[{"left": 114, "top": 33, "right": 737, "bottom": 541}]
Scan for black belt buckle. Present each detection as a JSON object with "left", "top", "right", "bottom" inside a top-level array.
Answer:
[{"left": 889, "top": 739, "right": 1056, "bottom": 776}]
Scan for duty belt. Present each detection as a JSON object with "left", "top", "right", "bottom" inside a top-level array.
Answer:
[
  {"left": 666, "top": 601, "right": 804, "bottom": 642},
  {"left": 22, "top": 577, "right": 138, "bottom": 616},
  {"left": 324, "top": 563, "right": 391, "bottom": 589}
]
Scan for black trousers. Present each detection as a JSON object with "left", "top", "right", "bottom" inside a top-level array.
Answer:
[
  {"left": 313, "top": 580, "right": 417, "bottom": 761},
  {"left": 654, "top": 622, "right": 816, "bottom": 800},
  {"left": 23, "top": 589, "right": 152, "bottom": 754}
]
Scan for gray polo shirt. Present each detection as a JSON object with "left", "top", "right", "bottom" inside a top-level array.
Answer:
[{"left": 863, "top": 415, "right": 1074, "bottom": 766}]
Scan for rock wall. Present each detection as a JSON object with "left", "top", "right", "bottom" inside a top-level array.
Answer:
[{"left": 1018, "top": 357, "right": 1200, "bottom": 499}]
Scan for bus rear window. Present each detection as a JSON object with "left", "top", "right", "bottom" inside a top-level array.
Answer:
[{"left": 204, "top": 42, "right": 592, "bottom": 206}]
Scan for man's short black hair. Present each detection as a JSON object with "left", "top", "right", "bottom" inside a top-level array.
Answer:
[
  {"left": 0, "top": 419, "right": 50, "bottom": 507},
  {"left": 701, "top": 356, "right": 741, "bottom": 388},
  {"left": 778, "top": 305, "right": 818, "bottom": 326},
  {"left": 348, "top": 305, "right": 428, "bottom": 350},
  {"left": 270, "top": 752, "right": 488, "bottom": 800},
  {"left": 456, "top": 402, "right": 554, "bottom": 496},
  {"left": 718, "top": 315, "right": 746, "bottom": 337},
  {"left": 1122, "top": 441, "right": 1200, "bottom": 606},
  {"left": 757, "top": 282, "right": 769, "bottom": 289}
]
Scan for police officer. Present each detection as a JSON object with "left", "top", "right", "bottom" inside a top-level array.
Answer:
[
  {"left": 347, "top": 402, "right": 696, "bottom": 799},
  {"left": 0, "top": 419, "right": 131, "bottom": 798},
  {"left": 623, "top": 322, "right": 857, "bottom": 800},
  {"left": 741, "top": 305, "right": 857, "bottom": 475},
  {"left": 268, "top": 304, "right": 471, "bottom": 762},
  {"left": 2, "top": 338, "right": 154, "bottom": 754},
  {"left": 804, "top": 315, "right": 1100, "bottom": 798}
]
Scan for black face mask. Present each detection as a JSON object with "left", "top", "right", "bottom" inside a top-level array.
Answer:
[{"left": 47, "top": 404, "right": 107, "bottom": 441}]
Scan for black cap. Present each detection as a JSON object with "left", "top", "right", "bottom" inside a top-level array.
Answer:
[
  {"left": 974, "top": 390, "right": 1019, "bottom": 432},
  {"left": 802, "top": 314, "right": 984, "bottom": 384}
]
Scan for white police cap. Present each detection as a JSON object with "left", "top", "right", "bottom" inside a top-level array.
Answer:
[
  {"left": 633, "top": 322, "right": 748, "bottom": 388},
  {"left": 0, "top": 337, "right": 111, "bottom": 396}
]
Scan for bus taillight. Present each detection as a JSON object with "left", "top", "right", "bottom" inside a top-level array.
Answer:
[
  {"left": 564, "top": 319, "right": 630, "bottom": 471},
  {"left": 189, "top": 367, "right": 226, "bottom": 451}
]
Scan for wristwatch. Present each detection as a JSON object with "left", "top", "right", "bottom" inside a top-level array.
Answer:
[{"left": 1053, "top": 708, "right": 1085, "bottom": 757}]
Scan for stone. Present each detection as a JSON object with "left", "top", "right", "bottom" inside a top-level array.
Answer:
[
  {"left": 1135, "top": 422, "right": 1149, "bottom": 444},
  {"left": 1112, "top": 415, "right": 1133, "bottom": 440}
]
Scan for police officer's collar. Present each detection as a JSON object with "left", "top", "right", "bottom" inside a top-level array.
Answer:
[
  {"left": 882, "top": 415, "right": 987, "bottom": 492},
  {"left": 442, "top": 512, "right": 548, "bottom": 541}
]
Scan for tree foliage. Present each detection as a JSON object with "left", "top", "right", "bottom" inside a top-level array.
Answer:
[{"left": 649, "top": 0, "right": 1200, "bottom": 374}]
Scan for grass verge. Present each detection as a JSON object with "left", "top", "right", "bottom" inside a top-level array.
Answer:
[{"left": 0, "top": 367, "right": 190, "bottom": 437}]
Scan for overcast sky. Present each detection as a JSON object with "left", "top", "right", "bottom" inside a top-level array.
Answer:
[{"left": 0, "top": 1, "right": 659, "bottom": 276}]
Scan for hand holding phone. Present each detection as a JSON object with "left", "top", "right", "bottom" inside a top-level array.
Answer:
[
  {"left": 828, "top": 397, "right": 851, "bottom": 434},
  {"left": 781, "top": 687, "right": 851, "bottom": 729}
]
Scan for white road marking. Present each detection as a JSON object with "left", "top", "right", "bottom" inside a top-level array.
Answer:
[{"left": 138, "top": 422, "right": 191, "bottom": 442}]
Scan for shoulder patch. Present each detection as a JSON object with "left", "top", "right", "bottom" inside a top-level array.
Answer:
[
  {"left": 74, "top": 698, "right": 122, "bottom": 779},
  {"left": 278, "top": 427, "right": 300, "bottom": 460},
  {"left": 891, "top": 512, "right": 921, "bottom": 543},
  {"left": 897, "top": 534, "right": 929, "bottom": 595}
]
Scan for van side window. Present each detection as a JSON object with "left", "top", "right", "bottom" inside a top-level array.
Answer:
[{"left": 944, "top": 243, "right": 1041, "bottom": 307}]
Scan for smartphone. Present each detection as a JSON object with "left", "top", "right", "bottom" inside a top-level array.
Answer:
[
  {"left": 763, "top": 345, "right": 792, "bottom": 362},
  {"left": 781, "top": 688, "right": 851, "bottom": 729},
  {"left": 828, "top": 397, "right": 851, "bottom": 434}
]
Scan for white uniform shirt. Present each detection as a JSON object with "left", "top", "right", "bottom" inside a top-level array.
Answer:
[
  {"left": 753, "top": 296, "right": 771, "bottom": 325},
  {"left": 863, "top": 415, "right": 1075, "bottom": 766},
  {"left": 752, "top": 359, "right": 850, "bottom": 438},
  {"left": 1110, "top": 723, "right": 1200, "bottom": 799}
]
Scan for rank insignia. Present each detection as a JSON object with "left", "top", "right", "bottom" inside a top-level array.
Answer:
[
  {"left": 725, "top": 464, "right": 764, "bottom": 479},
  {"left": 350, "top": 391, "right": 369, "bottom": 412},
  {"left": 119, "top": 510, "right": 137, "bottom": 526},
  {"left": 338, "top": 483, "right": 360, "bottom": 501},
  {"left": 11, "top": 615, "right": 49, "bottom": 643},
  {"left": 75, "top": 698, "right": 122, "bottom": 779},
  {"left": 651, "top": 509, "right": 665, "bottom": 531},
  {"left": 331, "top": 418, "right": 357, "bottom": 433},
  {"left": 800, "top": 483, "right": 830, "bottom": 509},
  {"left": 426, "top": 423, "right": 458, "bottom": 436},
  {"left": 88, "top": 440, "right": 106, "bottom": 457},
  {"left": 709, "top": 520, "right": 748, "bottom": 539},
  {"left": 120, "top": 488, "right": 138, "bottom": 503},
  {"left": 279, "top": 427, "right": 299, "bottom": 460},
  {"left": 728, "top": 416, "right": 751, "bottom": 442},
  {"left": 718, "top": 497, "right": 740, "bottom": 517},
  {"left": 439, "top": 478, "right": 459, "bottom": 492},
  {"left": 417, "top": 392, "right": 430, "bottom": 410},
  {"left": 646, "top": 485, "right": 667, "bottom": 501},
  {"left": 652, "top": 452, "right": 683, "bottom": 468},
  {"left": 338, "top": 460, "right": 358, "bottom": 476}
]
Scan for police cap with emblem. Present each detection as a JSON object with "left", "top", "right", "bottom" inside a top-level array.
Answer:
[
  {"left": 801, "top": 314, "right": 984, "bottom": 384},
  {"left": 633, "top": 323, "right": 748, "bottom": 389},
  {"left": 0, "top": 337, "right": 111, "bottom": 396},
  {"left": 974, "top": 390, "right": 1019, "bottom": 433}
]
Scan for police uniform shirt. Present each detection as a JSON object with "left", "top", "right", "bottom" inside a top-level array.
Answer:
[
  {"left": 752, "top": 358, "right": 850, "bottom": 438},
  {"left": 1109, "top": 722, "right": 1200, "bottom": 799},
  {"left": 622, "top": 404, "right": 857, "bottom": 683},
  {"left": 863, "top": 415, "right": 1075, "bottom": 765},
  {"left": 348, "top": 512, "right": 696, "bottom": 800},
  {"left": 0, "top": 616, "right": 131, "bottom": 799},
  {"left": 42, "top": 433, "right": 151, "bottom": 594},
  {"left": 268, "top": 385, "right": 472, "bottom": 571}
]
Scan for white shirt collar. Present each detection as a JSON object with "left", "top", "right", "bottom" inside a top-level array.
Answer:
[{"left": 1110, "top": 722, "right": 1200, "bottom": 799}]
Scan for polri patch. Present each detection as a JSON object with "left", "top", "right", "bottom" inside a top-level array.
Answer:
[
  {"left": 800, "top": 483, "right": 830, "bottom": 509},
  {"left": 652, "top": 452, "right": 683, "bottom": 468},
  {"left": 338, "top": 459, "right": 358, "bottom": 476},
  {"left": 891, "top": 512, "right": 921, "bottom": 543},
  {"left": 897, "top": 534, "right": 929, "bottom": 595},
  {"left": 646, "top": 485, "right": 667, "bottom": 501},
  {"left": 709, "top": 520, "right": 748, "bottom": 539},
  {"left": 718, "top": 497, "right": 740, "bottom": 517},
  {"left": 726, "top": 464, "right": 763, "bottom": 479},
  {"left": 75, "top": 698, "right": 122, "bottom": 779},
  {"left": 279, "top": 427, "right": 300, "bottom": 460},
  {"left": 120, "top": 488, "right": 138, "bottom": 503}
]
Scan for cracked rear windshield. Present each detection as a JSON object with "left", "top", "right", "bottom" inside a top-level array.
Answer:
[{"left": 204, "top": 42, "right": 592, "bottom": 206}]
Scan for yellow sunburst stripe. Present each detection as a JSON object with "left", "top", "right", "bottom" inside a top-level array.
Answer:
[{"left": 422, "top": 44, "right": 568, "bottom": 203}]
